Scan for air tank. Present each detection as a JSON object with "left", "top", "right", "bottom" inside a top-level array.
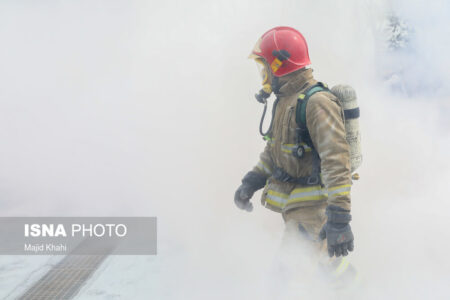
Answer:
[{"left": 331, "top": 85, "right": 362, "bottom": 173}]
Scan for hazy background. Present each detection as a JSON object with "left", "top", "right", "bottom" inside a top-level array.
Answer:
[{"left": 0, "top": 0, "right": 449, "bottom": 299}]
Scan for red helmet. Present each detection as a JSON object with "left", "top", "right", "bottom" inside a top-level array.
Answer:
[{"left": 249, "top": 26, "right": 311, "bottom": 77}]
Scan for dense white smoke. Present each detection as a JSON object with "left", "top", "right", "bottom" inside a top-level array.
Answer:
[{"left": 0, "top": 0, "right": 449, "bottom": 299}]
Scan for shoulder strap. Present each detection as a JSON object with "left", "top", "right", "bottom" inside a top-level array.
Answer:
[
  {"left": 295, "top": 83, "right": 330, "bottom": 182},
  {"left": 296, "top": 82, "right": 329, "bottom": 127}
]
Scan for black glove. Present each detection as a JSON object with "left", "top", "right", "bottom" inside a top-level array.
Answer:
[
  {"left": 234, "top": 171, "right": 267, "bottom": 212},
  {"left": 234, "top": 184, "right": 255, "bottom": 212},
  {"left": 319, "top": 205, "right": 354, "bottom": 258}
]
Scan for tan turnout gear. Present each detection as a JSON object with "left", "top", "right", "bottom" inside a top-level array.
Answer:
[
  {"left": 279, "top": 203, "right": 358, "bottom": 291},
  {"left": 242, "top": 27, "right": 358, "bottom": 292},
  {"left": 252, "top": 68, "right": 352, "bottom": 212}
]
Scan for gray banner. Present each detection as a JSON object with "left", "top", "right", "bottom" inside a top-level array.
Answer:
[{"left": 0, "top": 217, "right": 157, "bottom": 255}]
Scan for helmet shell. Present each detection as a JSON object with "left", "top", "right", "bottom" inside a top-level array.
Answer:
[{"left": 250, "top": 26, "right": 311, "bottom": 77}]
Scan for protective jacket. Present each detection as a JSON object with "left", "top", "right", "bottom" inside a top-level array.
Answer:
[{"left": 253, "top": 68, "right": 352, "bottom": 212}]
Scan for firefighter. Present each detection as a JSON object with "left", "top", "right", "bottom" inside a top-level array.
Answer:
[{"left": 234, "top": 26, "right": 355, "bottom": 261}]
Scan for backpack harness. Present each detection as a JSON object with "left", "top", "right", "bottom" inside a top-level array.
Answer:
[{"left": 262, "top": 82, "right": 331, "bottom": 186}]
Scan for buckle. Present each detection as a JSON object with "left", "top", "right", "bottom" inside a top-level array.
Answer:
[
  {"left": 306, "top": 175, "right": 320, "bottom": 185},
  {"left": 292, "top": 145, "right": 305, "bottom": 158}
]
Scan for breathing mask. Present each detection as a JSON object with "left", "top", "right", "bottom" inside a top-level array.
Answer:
[
  {"left": 253, "top": 58, "right": 279, "bottom": 138},
  {"left": 254, "top": 58, "right": 273, "bottom": 104}
]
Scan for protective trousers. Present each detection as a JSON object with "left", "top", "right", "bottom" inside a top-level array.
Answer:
[{"left": 281, "top": 203, "right": 359, "bottom": 293}]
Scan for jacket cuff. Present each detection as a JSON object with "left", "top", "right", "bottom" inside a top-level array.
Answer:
[{"left": 327, "top": 184, "right": 351, "bottom": 211}]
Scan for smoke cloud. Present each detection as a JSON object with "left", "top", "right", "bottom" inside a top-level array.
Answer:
[{"left": 0, "top": 0, "right": 449, "bottom": 299}]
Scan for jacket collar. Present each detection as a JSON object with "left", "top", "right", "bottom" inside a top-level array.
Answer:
[{"left": 274, "top": 68, "right": 316, "bottom": 97}]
